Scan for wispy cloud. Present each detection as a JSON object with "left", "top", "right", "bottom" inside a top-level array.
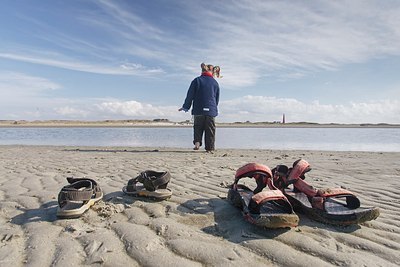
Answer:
[
  {"left": 0, "top": 52, "right": 163, "bottom": 76},
  {"left": 3, "top": 1, "right": 400, "bottom": 86},
  {"left": 179, "top": 1, "right": 400, "bottom": 86},
  {"left": 1, "top": 1, "right": 399, "bottom": 123},
  {"left": 94, "top": 0, "right": 165, "bottom": 40},
  {"left": 0, "top": 71, "right": 60, "bottom": 97}
]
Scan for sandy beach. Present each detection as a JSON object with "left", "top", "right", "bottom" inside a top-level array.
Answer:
[{"left": 0, "top": 145, "right": 399, "bottom": 266}]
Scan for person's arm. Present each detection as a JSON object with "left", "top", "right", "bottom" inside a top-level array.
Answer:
[
  {"left": 180, "top": 79, "right": 197, "bottom": 111},
  {"left": 216, "top": 84, "right": 220, "bottom": 106}
]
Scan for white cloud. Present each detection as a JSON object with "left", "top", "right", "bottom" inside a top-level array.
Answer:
[
  {"left": 219, "top": 96, "right": 400, "bottom": 124},
  {"left": 45, "top": 96, "right": 400, "bottom": 124},
  {"left": 95, "top": 100, "right": 185, "bottom": 120},
  {"left": 54, "top": 106, "right": 90, "bottom": 117},
  {"left": 96, "top": 101, "right": 154, "bottom": 116},
  {"left": 1, "top": 92, "right": 398, "bottom": 124}
]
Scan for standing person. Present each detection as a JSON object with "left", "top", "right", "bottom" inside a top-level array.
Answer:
[{"left": 179, "top": 63, "right": 221, "bottom": 153}]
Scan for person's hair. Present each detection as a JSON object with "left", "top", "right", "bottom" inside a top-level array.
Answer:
[
  {"left": 201, "top": 63, "right": 222, "bottom": 78},
  {"left": 201, "top": 63, "right": 212, "bottom": 72}
]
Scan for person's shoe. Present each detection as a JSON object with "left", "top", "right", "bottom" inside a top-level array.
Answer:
[
  {"left": 193, "top": 142, "right": 200, "bottom": 150},
  {"left": 206, "top": 150, "right": 214, "bottom": 154}
]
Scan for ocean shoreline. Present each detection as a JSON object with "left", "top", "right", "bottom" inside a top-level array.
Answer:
[
  {"left": 2, "top": 144, "right": 399, "bottom": 154},
  {"left": 1, "top": 120, "right": 399, "bottom": 128}
]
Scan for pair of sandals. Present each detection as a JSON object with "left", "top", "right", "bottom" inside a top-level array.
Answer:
[
  {"left": 228, "top": 160, "right": 380, "bottom": 228},
  {"left": 56, "top": 171, "right": 172, "bottom": 219}
]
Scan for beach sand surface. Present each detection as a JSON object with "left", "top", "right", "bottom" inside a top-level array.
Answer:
[{"left": 0, "top": 145, "right": 399, "bottom": 266}]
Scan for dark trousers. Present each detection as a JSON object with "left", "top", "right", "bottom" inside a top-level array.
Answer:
[{"left": 193, "top": 115, "right": 216, "bottom": 151}]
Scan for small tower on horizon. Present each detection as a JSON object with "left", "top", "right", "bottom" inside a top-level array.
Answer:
[{"left": 282, "top": 113, "right": 286, "bottom": 124}]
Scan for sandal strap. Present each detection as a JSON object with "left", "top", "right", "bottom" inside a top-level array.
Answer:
[
  {"left": 59, "top": 188, "right": 93, "bottom": 202},
  {"left": 317, "top": 188, "right": 353, "bottom": 197},
  {"left": 58, "top": 179, "right": 95, "bottom": 207},
  {"left": 311, "top": 188, "right": 361, "bottom": 210},
  {"left": 142, "top": 171, "right": 170, "bottom": 190},
  {"left": 234, "top": 163, "right": 273, "bottom": 193},
  {"left": 126, "top": 177, "right": 139, "bottom": 192},
  {"left": 235, "top": 163, "right": 272, "bottom": 180},
  {"left": 127, "top": 170, "right": 171, "bottom": 192},
  {"left": 67, "top": 177, "right": 98, "bottom": 186},
  {"left": 286, "top": 159, "right": 318, "bottom": 196},
  {"left": 248, "top": 190, "right": 294, "bottom": 214},
  {"left": 251, "top": 190, "right": 287, "bottom": 204},
  {"left": 67, "top": 177, "right": 103, "bottom": 198}
]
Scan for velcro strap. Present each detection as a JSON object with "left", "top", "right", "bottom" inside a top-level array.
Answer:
[
  {"left": 312, "top": 188, "right": 361, "bottom": 210},
  {"left": 146, "top": 171, "right": 170, "bottom": 189},
  {"left": 235, "top": 163, "right": 272, "bottom": 180},
  {"left": 67, "top": 177, "right": 98, "bottom": 186},
  {"left": 141, "top": 175, "right": 156, "bottom": 191},
  {"left": 134, "top": 171, "right": 171, "bottom": 192},
  {"left": 317, "top": 188, "right": 354, "bottom": 197},
  {"left": 252, "top": 190, "right": 285, "bottom": 204},
  {"left": 58, "top": 179, "right": 94, "bottom": 206},
  {"left": 287, "top": 159, "right": 310, "bottom": 180},
  {"left": 126, "top": 177, "right": 139, "bottom": 192},
  {"left": 67, "top": 177, "right": 102, "bottom": 198},
  {"left": 59, "top": 189, "right": 93, "bottom": 202}
]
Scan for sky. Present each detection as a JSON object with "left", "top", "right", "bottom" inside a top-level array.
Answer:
[{"left": 0, "top": 0, "right": 399, "bottom": 124}]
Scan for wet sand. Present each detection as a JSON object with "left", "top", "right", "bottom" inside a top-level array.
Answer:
[{"left": 0, "top": 145, "right": 399, "bottom": 266}]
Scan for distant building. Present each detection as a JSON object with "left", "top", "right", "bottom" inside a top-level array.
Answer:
[{"left": 282, "top": 114, "right": 286, "bottom": 124}]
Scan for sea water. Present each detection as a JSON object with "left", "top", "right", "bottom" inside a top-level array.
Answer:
[{"left": 0, "top": 127, "right": 399, "bottom": 152}]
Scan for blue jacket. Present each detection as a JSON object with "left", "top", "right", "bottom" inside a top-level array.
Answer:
[{"left": 182, "top": 73, "right": 220, "bottom": 117}]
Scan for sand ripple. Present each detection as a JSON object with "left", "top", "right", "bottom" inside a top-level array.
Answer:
[{"left": 0, "top": 146, "right": 399, "bottom": 266}]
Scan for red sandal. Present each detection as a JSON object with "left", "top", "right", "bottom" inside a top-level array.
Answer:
[
  {"left": 272, "top": 159, "right": 380, "bottom": 225},
  {"left": 227, "top": 163, "right": 299, "bottom": 228}
]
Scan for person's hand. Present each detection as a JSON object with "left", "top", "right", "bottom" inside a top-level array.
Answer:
[
  {"left": 178, "top": 107, "right": 183, "bottom": 111},
  {"left": 178, "top": 107, "right": 188, "bottom": 112}
]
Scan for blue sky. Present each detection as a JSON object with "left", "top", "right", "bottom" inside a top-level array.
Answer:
[{"left": 1, "top": 0, "right": 399, "bottom": 124}]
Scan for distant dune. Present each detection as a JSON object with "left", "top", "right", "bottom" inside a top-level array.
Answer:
[{"left": 0, "top": 119, "right": 399, "bottom": 128}]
